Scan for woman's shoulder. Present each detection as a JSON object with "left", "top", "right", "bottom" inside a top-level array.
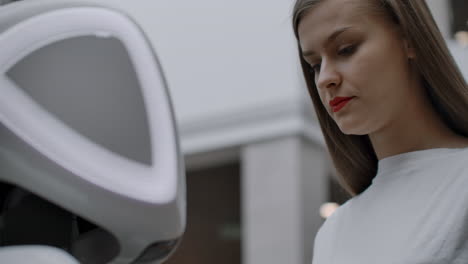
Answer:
[
  {"left": 313, "top": 199, "right": 354, "bottom": 260},
  {"left": 453, "top": 146, "right": 468, "bottom": 173},
  {"left": 438, "top": 146, "right": 468, "bottom": 174},
  {"left": 450, "top": 146, "right": 468, "bottom": 186}
]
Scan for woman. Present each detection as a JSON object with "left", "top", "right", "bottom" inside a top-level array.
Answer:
[{"left": 292, "top": 0, "right": 468, "bottom": 263}]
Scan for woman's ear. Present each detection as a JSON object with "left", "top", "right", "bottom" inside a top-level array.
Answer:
[{"left": 403, "top": 38, "right": 416, "bottom": 59}]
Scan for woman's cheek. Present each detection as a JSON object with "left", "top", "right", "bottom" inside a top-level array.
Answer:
[{"left": 319, "top": 92, "right": 332, "bottom": 115}]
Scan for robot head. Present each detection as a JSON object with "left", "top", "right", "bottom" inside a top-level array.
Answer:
[{"left": 0, "top": 1, "right": 186, "bottom": 263}]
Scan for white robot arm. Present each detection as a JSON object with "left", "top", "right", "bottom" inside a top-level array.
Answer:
[{"left": 0, "top": 0, "right": 186, "bottom": 263}]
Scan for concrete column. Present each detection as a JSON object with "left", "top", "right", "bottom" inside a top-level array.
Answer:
[{"left": 241, "top": 136, "right": 328, "bottom": 264}]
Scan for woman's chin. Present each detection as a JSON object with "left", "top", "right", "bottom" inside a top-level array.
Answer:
[{"left": 337, "top": 123, "right": 368, "bottom": 136}]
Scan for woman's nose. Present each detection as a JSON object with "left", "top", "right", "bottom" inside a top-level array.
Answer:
[{"left": 316, "top": 61, "right": 341, "bottom": 90}]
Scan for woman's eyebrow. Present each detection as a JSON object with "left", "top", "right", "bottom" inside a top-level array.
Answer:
[{"left": 302, "top": 26, "right": 353, "bottom": 57}]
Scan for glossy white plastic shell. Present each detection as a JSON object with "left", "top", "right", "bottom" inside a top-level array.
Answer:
[{"left": 0, "top": 1, "right": 186, "bottom": 263}]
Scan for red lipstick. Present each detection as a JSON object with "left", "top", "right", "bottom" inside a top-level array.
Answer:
[{"left": 329, "top": 96, "right": 355, "bottom": 113}]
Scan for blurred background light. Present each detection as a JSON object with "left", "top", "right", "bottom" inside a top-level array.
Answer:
[
  {"left": 455, "top": 31, "right": 468, "bottom": 47},
  {"left": 319, "top": 202, "right": 340, "bottom": 219}
]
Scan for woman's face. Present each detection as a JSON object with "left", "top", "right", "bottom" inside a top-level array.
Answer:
[{"left": 298, "top": 0, "right": 418, "bottom": 135}]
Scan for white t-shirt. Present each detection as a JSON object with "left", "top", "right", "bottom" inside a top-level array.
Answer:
[{"left": 312, "top": 147, "right": 468, "bottom": 264}]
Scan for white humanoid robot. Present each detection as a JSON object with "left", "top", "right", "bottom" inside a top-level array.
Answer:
[{"left": 0, "top": 0, "right": 186, "bottom": 263}]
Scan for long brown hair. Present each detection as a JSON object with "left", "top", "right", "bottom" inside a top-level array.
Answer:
[{"left": 292, "top": 0, "right": 468, "bottom": 197}]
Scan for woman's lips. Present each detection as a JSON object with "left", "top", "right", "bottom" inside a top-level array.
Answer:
[{"left": 332, "top": 97, "right": 354, "bottom": 113}]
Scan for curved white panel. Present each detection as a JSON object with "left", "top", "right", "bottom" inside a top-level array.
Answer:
[{"left": 0, "top": 7, "right": 179, "bottom": 203}]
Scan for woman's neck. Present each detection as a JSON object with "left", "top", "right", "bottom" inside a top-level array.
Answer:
[{"left": 369, "top": 95, "right": 468, "bottom": 161}]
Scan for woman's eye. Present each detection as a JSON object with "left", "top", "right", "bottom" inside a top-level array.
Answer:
[{"left": 338, "top": 45, "right": 356, "bottom": 56}]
